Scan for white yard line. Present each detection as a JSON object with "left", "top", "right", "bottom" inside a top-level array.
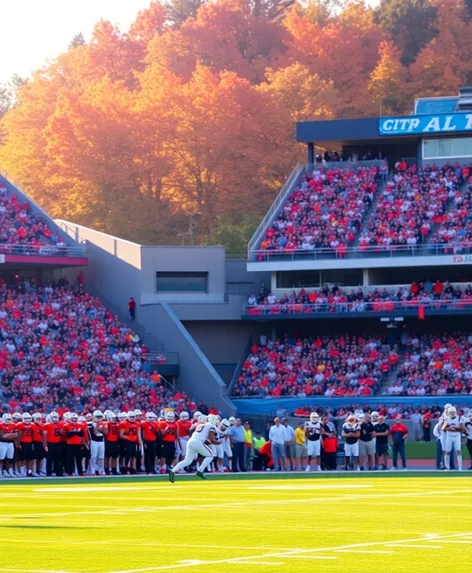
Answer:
[
  {"left": 387, "top": 544, "right": 443, "bottom": 549},
  {"left": 105, "top": 531, "right": 472, "bottom": 573},
  {"left": 334, "top": 549, "right": 395, "bottom": 554}
]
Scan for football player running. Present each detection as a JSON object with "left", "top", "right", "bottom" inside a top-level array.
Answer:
[
  {"left": 169, "top": 414, "right": 220, "bottom": 482},
  {"left": 442, "top": 406, "right": 465, "bottom": 471}
]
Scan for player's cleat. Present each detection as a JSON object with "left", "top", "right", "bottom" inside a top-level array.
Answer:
[
  {"left": 168, "top": 470, "right": 175, "bottom": 483},
  {"left": 196, "top": 471, "right": 206, "bottom": 479}
]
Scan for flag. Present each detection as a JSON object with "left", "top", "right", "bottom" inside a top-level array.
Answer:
[{"left": 418, "top": 305, "right": 425, "bottom": 320}]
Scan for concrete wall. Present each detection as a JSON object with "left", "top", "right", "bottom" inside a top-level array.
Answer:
[{"left": 141, "top": 246, "right": 226, "bottom": 304}]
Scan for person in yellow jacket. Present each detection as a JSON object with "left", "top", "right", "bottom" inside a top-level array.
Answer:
[
  {"left": 295, "top": 421, "right": 307, "bottom": 471},
  {"left": 243, "top": 421, "right": 253, "bottom": 470}
]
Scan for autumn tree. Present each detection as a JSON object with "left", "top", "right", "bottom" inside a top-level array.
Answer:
[
  {"left": 368, "top": 41, "right": 409, "bottom": 115},
  {"left": 375, "top": 0, "right": 438, "bottom": 66}
]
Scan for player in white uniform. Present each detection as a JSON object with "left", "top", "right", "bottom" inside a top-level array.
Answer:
[
  {"left": 213, "top": 419, "right": 230, "bottom": 472},
  {"left": 305, "top": 413, "right": 322, "bottom": 472},
  {"left": 169, "top": 415, "right": 220, "bottom": 482},
  {"left": 465, "top": 412, "right": 472, "bottom": 470},
  {"left": 442, "top": 407, "right": 465, "bottom": 471},
  {"left": 89, "top": 410, "right": 106, "bottom": 475}
]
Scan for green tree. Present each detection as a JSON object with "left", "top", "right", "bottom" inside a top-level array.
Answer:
[{"left": 375, "top": 0, "right": 438, "bottom": 66}]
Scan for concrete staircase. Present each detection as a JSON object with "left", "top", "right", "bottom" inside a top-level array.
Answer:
[
  {"left": 375, "top": 346, "right": 406, "bottom": 396},
  {"left": 351, "top": 176, "right": 388, "bottom": 250}
]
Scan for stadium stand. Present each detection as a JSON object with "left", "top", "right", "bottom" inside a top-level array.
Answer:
[
  {"left": 259, "top": 164, "right": 382, "bottom": 255},
  {"left": 0, "top": 277, "right": 197, "bottom": 414},
  {"left": 233, "top": 335, "right": 398, "bottom": 398}
]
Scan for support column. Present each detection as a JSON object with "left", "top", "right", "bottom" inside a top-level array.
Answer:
[
  {"left": 363, "top": 268, "right": 369, "bottom": 286},
  {"left": 307, "top": 142, "right": 314, "bottom": 171}
]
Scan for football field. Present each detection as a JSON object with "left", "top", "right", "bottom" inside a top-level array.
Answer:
[{"left": 1, "top": 474, "right": 472, "bottom": 573}]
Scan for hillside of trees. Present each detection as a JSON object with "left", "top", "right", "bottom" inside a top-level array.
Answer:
[{"left": 1, "top": 0, "right": 471, "bottom": 252}]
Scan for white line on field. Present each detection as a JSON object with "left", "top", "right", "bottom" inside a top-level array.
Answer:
[
  {"left": 0, "top": 569, "right": 79, "bottom": 573},
  {"left": 430, "top": 540, "right": 472, "bottom": 544},
  {"left": 226, "top": 561, "right": 284, "bottom": 566},
  {"left": 105, "top": 531, "right": 472, "bottom": 573},
  {"left": 387, "top": 544, "right": 443, "bottom": 549},
  {"left": 335, "top": 550, "right": 395, "bottom": 554}
]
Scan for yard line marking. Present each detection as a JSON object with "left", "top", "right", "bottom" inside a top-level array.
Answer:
[
  {"left": 387, "top": 544, "right": 443, "bottom": 549},
  {"left": 430, "top": 540, "right": 472, "bottom": 544},
  {"left": 226, "top": 561, "right": 283, "bottom": 566},
  {"left": 278, "top": 556, "right": 337, "bottom": 560},
  {"left": 335, "top": 550, "right": 395, "bottom": 554},
  {"left": 0, "top": 569, "right": 79, "bottom": 573},
  {"left": 248, "top": 484, "right": 373, "bottom": 491},
  {"left": 105, "top": 531, "right": 472, "bottom": 573}
]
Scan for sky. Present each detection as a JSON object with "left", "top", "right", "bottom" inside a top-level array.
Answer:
[{"left": 1, "top": 0, "right": 380, "bottom": 85}]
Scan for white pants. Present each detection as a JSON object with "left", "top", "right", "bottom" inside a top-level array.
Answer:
[
  {"left": 172, "top": 439, "right": 214, "bottom": 473},
  {"left": 91, "top": 441, "right": 105, "bottom": 460},
  {"left": 445, "top": 434, "right": 461, "bottom": 453},
  {"left": 0, "top": 442, "right": 14, "bottom": 460},
  {"left": 214, "top": 444, "right": 224, "bottom": 458},
  {"left": 223, "top": 438, "right": 232, "bottom": 458},
  {"left": 180, "top": 436, "right": 189, "bottom": 457},
  {"left": 307, "top": 440, "right": 321, "bottom": 457},
  {"left": 345, "top": 442, "right": 359, "bottom": 457}
]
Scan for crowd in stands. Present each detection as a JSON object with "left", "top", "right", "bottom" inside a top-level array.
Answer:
[
  {"left": 0, "top": 276, "right": 197, "bottom": 414},
  {"left": 0, "top": 185, "right": 67, "bottom": 254},
  {"left": 387, "top": 333, "right": 472, "bottom": 397},
  {"left": 246, "top": 280, "right": 472, "bottom": 315},
  {"left": 234, "top": 335, "right": 398, "bottom": 398},
  {"left": 358, "top": 163, "right": 467, "bottom": 250},
  {"left": 259, "top": 164, "right": 382, "bottom": 254},
  {"left": 432, "top": 185, "right": 472, "bottom": 251}
]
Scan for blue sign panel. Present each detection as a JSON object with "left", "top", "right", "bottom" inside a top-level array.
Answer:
[{"left": 379, "top": 113, "right": 472, "bottom": 136}]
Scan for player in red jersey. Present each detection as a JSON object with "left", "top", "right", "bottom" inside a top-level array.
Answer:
[
  {"left": 141, "top": 412, "right": 158, "bottom": 474},
  {"left": 42, "top": 412, "right": 64, "bottom": 477},
  {"left": 62, "top": 413, "right": 88, "bottom": 476},
  {"left": 16, "top": 413, "right": 35, "bottom": 477},
  {"left": 159, "top": 411, "right": 180, "bottom": 474},
  {"left": 177, "top": 411, "right": 192, "bottom": 461},
  {"left": 102, "top": 411, "right": 120, "bottom": 475},
  {"left": 118, "top": 411, "right": 142, "bottom": 474}
]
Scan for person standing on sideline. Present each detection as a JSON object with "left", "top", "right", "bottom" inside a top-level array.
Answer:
[
  {"left": 252, "top": 431, "right": 266, "bottom": 471},
  {"left": 243, "top": 421, "right": 253, "bottom": 471},
  {"left": 411, "top": 410, "right": 423, "bottom": 442},
  {"left": 422, "top": 411, "right": 432, "bottom": 442},
  {"left": 128, "top": 297, "right": 136, "bottom": 320},
  {"left": 465, "top": 412, "right": 472, "bottom": 470},
  {"left": 294, "top": 422, "right": 307, "bottom": 471},
  {"left": 390, "top": 415, "right": 408, "bottom": 470},
  {"left": 359, "top": 413, "right": 375, "bottom": 470},
  {"left": 269, "top": 417, "right": 286, "bottom": 471},
  {"left": 342, "top": 415, "right": 360, "bottom": 471},
  {"left": 229, "top": 419, "right": 245, "bottom": 472},
  {"left": 282, "top": 418, "right": 295, "bottom": 471},
  {"left": 321, "top": 415, "right": 338, "bottom": 471},
  {"left": 373, "top": 415, "right": 390, "bottom": 470}
]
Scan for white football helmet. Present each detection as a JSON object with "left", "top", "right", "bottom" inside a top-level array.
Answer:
[
  {"left": 198, "top": 414, "right": 208, "bottom": 423},
  {"left": 193, "top": 411, "right": 202, "bottom": 421},
  {"left": 32, "top": 412, "right": 42, "bottom": 423},
  {"left": 2, "top": 413, "right": 12, "bottom": 423},
  {"left": 220, "top": 418, "right": 230, "bottom": 429},
  {"left": 22, "top": 413, "right": 32, "bottom": 423},
  {"left": 50, "top": 412, "right": 60, "bottom": 423},
  {"left": 12, "top": 412, "right": 22, "bottom": 422},
  {"left": 228, "top": 416, "right": 236, "bottom": 425},
  {"left": 444, "top": 403, "right": 452, "bottom": 412},
  {"left": 93, "top": 410, "right": 104, "bottom": 422},
  {"left": 180, "top": 411, "right": 189, "bottom": 421},
  {"left": 371, "top": 411, "right": 379, "bottom": 420},
  {"left": 107, "top": 411, "right": 117, "bottom": 422},
  {"left": 448, "top": 406, "right": 457, "bottom": 418},
  {"left": 310, "top": 412, "right": 319, "bottom": 423},
  {"left": 207, "top": 414, "right": 218, "bottom": 426},
  {"left": 118, "top": 412, "right": 127, "bottom": 421},
  {"left": 70, "top": 413, "right": 79, "bottom": 423},
  {"left": 134, "top": 409, "right": 142, "bottom": 419},
  {"left": 85, "top": 413, "right": 93, "bottom": 422},
  {"left": 165, "top": 411, "right": 175, "bottom": 422},
  {"left": 78, "top": 416, "right": 86, "bottom": 423},
  {"left": 127, "top": 412, "right": 136, "bottom": 422},
  {"left": 145, "top": 412, "right": 154, "bottom": 422}
]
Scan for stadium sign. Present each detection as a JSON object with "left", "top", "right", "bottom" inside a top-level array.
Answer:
[
  {"left": 452, "top": 254, "right": 472, "bottom": 264},
  {"left": 379, "top": 113, "right": 472, "bottom": 136}
]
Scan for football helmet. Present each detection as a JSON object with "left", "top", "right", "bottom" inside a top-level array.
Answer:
[
  {"left": 70, "top": 413, "right": 79, "bottom": 423},
  {"left": 2, "top": 413, "right": 12, "bottom": 423},
  {"left": 310, "top": 412, "right": 319, "bottom": 423},
  {"left": 371, "top": 411, "right": 379, "bottom": 419},
  {"left": 220, "top": 418, "right": 230, "bottom": 429},
  {"left": 85, "top": 413, "right": 93, "bottom": 422},
  {"left": 193, "top": 411, "right": 202, "bottom": 420},
  {"left": 32, "top": 412, "right": 43, "bottom": 423},
  {"left": 127, "top": 412, "right": 136, "bottom": 422},
  {"left": 107, "top": 411, "right": 117, "bottom": 422},
  {"left": 180, "top": 411, "right": 189, "bottom": 421},
  {"left": 228, "top": 416, "right": 236, "bottom": 425},
  {"left": 145, "top": 411, "right": 154, "bottom": 422},
  {"left": 448, "top": 406, "right": 457, "bottom": 418},
  {"left": 22, "top": 413, "right": 32, "bottom": 423},
  {"left": 118, "top": 412, "right": 127, "bottom": 421},
  {"left": 12, "top": 412, "right": 22, "bottom": 422},
  {"left": 165, "top": 411, "right": 175, "bottom": 422},
  {"left": 93, "top": 410, "right": 104, "bottom": 422},
  {"left": 50, "top": 412, "right": 60, "bottom": 423},
  {"left": 207, "top": 414, "right": 218, "bottom": 426},
  {"left": 444, "top": 403, "right": 452, "bottom": 412},
  {"left": 198, "top": 414, "right": 208, "bottom": 423},
  {"left": 134, "top": 409, "right": 142, "bottom": 419},
  {"left": 78, "top": 416, "right": 86, "bottom": 423}
]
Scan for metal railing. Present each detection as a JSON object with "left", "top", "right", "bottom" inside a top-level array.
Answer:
[
  {"left": 243, "top": 298, "right": 472, "bottom": 316},
  {"left": 249, "top": 243, "right": 472, "bottom": 262},
  {"left": 247, "top": 164, "right": 304, "bottom": 257},
  {"left": 0, "top": 243, "right": 86, "bottom": 257},
  {"left": 146, "top": 351, "right": 180, "bottom": 365}
]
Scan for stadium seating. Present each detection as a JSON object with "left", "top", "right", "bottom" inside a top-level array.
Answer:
[
  {"left": 246, "top": 283, "right": 472, "bottom": 315},
  {"left": 234, "top": 335, "right": 398, "bottom": 397},
  {"left": 358, "top": 163, "right": 464, "bottom": 250},
  {"left": 431, "top": 185, "right": 472, "bottom": 250},
  {"left": 259, "top": 165, "right": 382, "bottom": 254},
  {"left": 386, "top": 333, "right": 472, "bottom": 396},
  {"left": 0, "top": 184, "right": 67, "bottom": 254},
  {"left": 0, "top": 279, "right": 197, "bottom": 413}
]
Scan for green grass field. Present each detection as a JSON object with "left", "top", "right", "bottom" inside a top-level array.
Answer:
[{"left": 1, "top": 474, "right": 472, "bottom": 573}]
